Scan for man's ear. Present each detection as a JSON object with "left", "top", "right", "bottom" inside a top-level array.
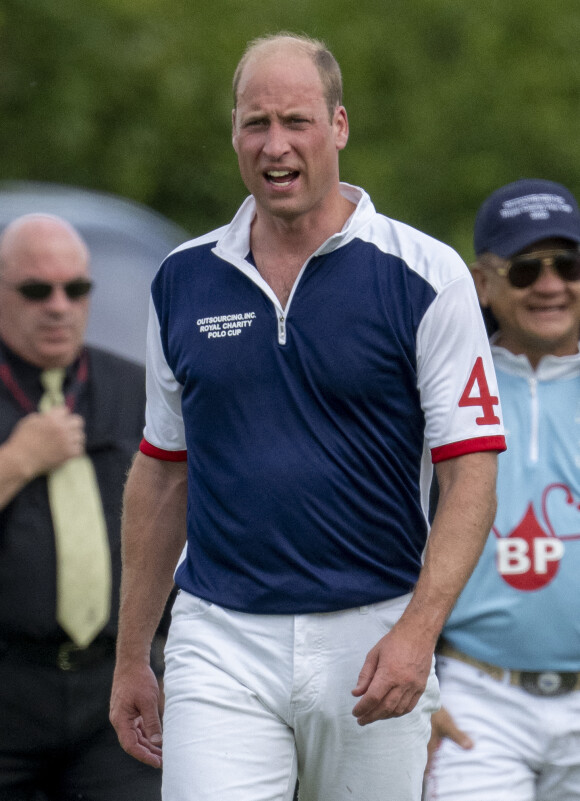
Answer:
[
  {"left": 232, "top": 109, "right": 238, "bottom": 152},
  {"left": 333, "top": 105, "right": 349, "bottom": 151},
  {"left": 470, "top": 262, "right": 491, "bottom": 308}
]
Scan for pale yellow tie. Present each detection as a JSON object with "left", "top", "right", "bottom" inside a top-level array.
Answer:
[{"left": 39, "top": 368, "right": 112, "bottom": 649}]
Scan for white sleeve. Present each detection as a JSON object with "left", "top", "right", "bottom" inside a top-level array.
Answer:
[
  {"left": 142, "top": 295, "right": 186, "bottom": 452},
  {"left": 417, "top": 272, "right": 504, "bottom": 459}
]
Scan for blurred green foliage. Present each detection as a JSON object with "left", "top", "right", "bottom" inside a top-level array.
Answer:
[{"left": 1, "top": 0, "right": 579, "bottom": 259}]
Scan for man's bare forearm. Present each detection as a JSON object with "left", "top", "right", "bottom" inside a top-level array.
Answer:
[
  {"left": 352, "top": 450, "right": 498, "bottom": 724},
  {"left": 116, "top": 452, "right": 188, "bottom": 665},
  {"left": 398, "top": 450, "right": 498, "bottom": 646}
]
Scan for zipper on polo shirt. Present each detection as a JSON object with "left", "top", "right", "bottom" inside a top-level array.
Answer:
[
  {"left": 528, "top": 376, "right": 539, "bottom": 464},
  {"left": 277, "top": 314, "right": 287, "bottom": 345}
]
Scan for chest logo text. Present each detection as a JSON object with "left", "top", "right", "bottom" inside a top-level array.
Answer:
[{"left": 196, "top": 312, "right": 256, "bottom": 339}]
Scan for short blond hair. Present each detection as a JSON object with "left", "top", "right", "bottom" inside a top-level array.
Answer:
[{"left": 233, "top": 32, "right": 343, "bottom": 121}]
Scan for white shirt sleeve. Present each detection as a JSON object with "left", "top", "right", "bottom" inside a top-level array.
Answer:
[
  {"left": 142, "top": 295, "right": 187, "bottom": 453},
  {"left": 417, "top": 271, "right": 504, "bottom": 459}
]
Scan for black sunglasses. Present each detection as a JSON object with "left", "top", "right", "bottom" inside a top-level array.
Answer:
[
  {"left": 0, "top": 278, "right": 93, "bottom": 301},
  {"left": 495, "top": 249, "right": 580, "bottom": 289}
]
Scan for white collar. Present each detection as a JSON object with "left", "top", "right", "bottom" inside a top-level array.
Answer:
[
  {"left": 212, "top": 182, "right": 376, "bottom": 264},
  {"left": 491, "top": 335, "right": 580, "bottom": 380}
]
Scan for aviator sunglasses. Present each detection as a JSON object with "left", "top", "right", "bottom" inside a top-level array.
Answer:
[
  {"left": 493, "top": 249, "right": 580, "bottom": 289},
  {"left": 0, "top": 278, "right": 93, "bottom": 301}
]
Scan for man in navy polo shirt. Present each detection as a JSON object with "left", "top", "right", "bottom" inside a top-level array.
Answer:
[{"left": 110, "top": 33, "right": 505, "bottom": 801}]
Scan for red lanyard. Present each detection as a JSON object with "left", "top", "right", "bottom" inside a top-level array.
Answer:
[{"left": 0, "top": 347, "right": 89, "bottom": 413}]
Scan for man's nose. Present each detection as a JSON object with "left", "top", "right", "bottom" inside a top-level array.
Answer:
[
  {"left": 44, "top": 286, "right": 73, "bottom": 310},
  {"left": 534, "top": 261, "right": 568, "bottom": 290},
  {"left": 263, "top": 122, "right": 291, "bottom": 157}
]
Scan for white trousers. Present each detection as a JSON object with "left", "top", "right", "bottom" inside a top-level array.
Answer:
[
  {"left": 162, "top": 590, "right": 439, "bottom": 801},
  {"left": 424, "top": 656, "right": 580, "bottom": 801}
]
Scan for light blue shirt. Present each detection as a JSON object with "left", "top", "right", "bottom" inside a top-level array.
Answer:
[{"left": 444, "top": 343, "right": 580, "bottom": 671}]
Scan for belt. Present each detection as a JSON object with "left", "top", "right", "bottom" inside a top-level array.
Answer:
[
  {"left": 438, "top": 642, "right": 580, "bottom": 697},
  {"left": 7, "top": 637, "right": 116, "bottom": 672}
]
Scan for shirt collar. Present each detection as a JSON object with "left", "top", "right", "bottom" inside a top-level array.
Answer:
[
  {"left": 212, "top": 183, "right": 375, "bottom": 264},
  {"left": 490, "top": 335, "right": 580, "bottom": 380},
  {"left": 0, "top": 339, "right": 83, "bottom": 402}
]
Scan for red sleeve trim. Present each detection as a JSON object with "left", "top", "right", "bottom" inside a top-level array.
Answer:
[
  {"left": 139, "top": 438, "right": 187, "bottom": 462},
  {"left": 431, "top": 435, "right": 506, "bottom": 464}
]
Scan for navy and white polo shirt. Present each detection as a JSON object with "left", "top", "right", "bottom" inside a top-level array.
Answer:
[{"left": 141, "top": 184, "right": 505, "bottom": 614}]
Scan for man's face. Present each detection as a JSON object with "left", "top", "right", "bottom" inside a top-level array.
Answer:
[
  {"left": 232, "top": 48, "right": 349, "bottom": 223},
  {"left": 473, "top": 238, "right": 580, "bottom": 364},
  {"left": 0, "top": 218, "right": 91, "bottom": 368}
]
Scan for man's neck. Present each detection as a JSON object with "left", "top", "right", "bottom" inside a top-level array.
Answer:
[
  {"left": 493, "top": 332, "right": 580, "bottom": 371},
  {"left": 249, "top": 193, "right": 356, "bottom": 307},
  {"left": 252, "top": 191, "right": 355, "bottom": 256}
]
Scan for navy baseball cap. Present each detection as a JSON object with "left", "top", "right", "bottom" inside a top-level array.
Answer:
[{"left": 473, "top": 179, "right": 580, "bottom": 258}]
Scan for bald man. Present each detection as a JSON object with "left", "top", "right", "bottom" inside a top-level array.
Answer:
[{"left": 0, "top": 215, "right": 163, "bottom": 801}]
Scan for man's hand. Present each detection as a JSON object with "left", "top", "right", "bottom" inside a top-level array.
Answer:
[
  {"left": 427, "top": 706, "right": 473, "bottom": 765},
  {"left": 351, "top": 621, "right": 434, "bottom": 725},
  {"left": 110, "top": 660, "right": 163, "bottom": 769},
  {"left": 0, "top": 408, "right": 88, "bottom": 510},
  {"left": 12, "top": 408, "right": 86, "bottom": 475}
]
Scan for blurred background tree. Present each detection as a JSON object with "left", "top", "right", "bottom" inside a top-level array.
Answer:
[{"left": 1, "top": 0, "right": 579, "bottom": 259}]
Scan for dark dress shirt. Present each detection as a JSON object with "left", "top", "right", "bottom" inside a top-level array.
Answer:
[{"left": 0, "top": 342, "right": 146, "bottom": 644}]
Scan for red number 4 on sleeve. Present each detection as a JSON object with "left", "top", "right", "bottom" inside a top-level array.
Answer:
[{"left": 458, "top": 357, "right": 500, "bottom": 425}]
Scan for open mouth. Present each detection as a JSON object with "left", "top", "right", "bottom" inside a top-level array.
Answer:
[{"left": 265, "top": 170, "right": 299, "bottom": 187}]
